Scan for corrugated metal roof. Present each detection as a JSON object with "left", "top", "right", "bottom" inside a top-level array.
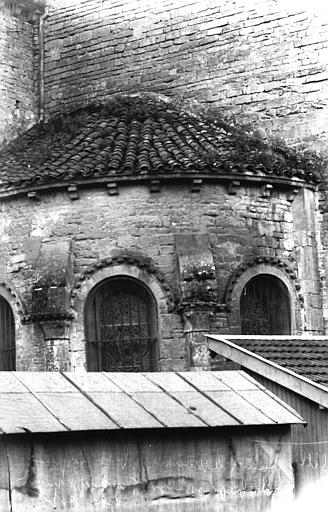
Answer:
[{"left": 0, "top": 370, "right": 304, "bottom": 435}]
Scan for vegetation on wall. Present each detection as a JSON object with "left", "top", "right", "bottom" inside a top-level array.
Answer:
[
  {"left": 4, "top": 0, "right": 46, "bottom": 20},
  {"left": 181, "top": 262, "right": 217, "bottom": 303},
  {"left": 183, "top": 98, "right": 328, "bottom": 184}
]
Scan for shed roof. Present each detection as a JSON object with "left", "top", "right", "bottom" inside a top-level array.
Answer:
[
  {"left": 0, "top": 95, "right": 319, "bottom": 195},
  {"left": 0, "top": 370, "right": 303, "bottom": 435},
  {"left": 222, "top": 336, "right": 328, "bottom": 387},
  {"left": 208, "top": 335, "right": 328, "bottom": 408}
]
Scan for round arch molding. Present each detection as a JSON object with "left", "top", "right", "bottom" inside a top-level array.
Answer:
[
  {"left": 225, "top": 259, "right": 304, "bottom": 334},
  {"left": 69, "top": 254, "right": 176, "bottom": 370},
  {"left": 0, "top": 281, "right": 26, "bottom": 319},
  {"left": 0, "top": 282, "right": 27, "bottom": 371},
  {"left": 71, "top": 254, "right": 175, "bottom": 311}
]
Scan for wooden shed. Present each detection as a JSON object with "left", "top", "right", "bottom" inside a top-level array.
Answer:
[
  {"left": 208, "top": 335, "right": 328, "bottom": 493},
  {"left": 0, "top": 370, "right": 303, "bottom": 512}
]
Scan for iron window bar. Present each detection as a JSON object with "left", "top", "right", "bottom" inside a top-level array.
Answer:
[{"left": 87, "top": 337, "right": 157, "bottom": 372}]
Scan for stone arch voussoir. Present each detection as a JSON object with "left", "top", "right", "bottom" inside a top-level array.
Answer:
[
  {"left": 225, "top": 257, "right": 303, "bottom": 334},
  {"left": 69, "top": 252, "right": 177, "bottom": 370},
  {"left": 0, "top": 281, "right": 27, "bottom": 319},
  {"left": 71, "top": 253, "right": 176, "bottom": 313}
]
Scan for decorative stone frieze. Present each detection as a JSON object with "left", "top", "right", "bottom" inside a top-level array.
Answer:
[{"left": 0, "top": 281, "right": 26, "bottom": 317}]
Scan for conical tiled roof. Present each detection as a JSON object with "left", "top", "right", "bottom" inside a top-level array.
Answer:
[{"left": 0, "top": 95, "right": 320, "bottom": 193}]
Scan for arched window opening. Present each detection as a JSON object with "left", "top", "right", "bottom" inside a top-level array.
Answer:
[
  {"left": 85, "top": 277, "right": 158, "bottom": 372},
  {"left": 0, "top": 297, "right": 15, "bottom": 371},
  {"left": 240, "top": 275, "right": 291, "bottom": 335}
]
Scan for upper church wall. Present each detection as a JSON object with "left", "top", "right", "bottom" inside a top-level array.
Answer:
[
  {"left": 2, "top": 0, "right": 328, "bottom": 148},
  {"left": 41, "top": 0, "right": 328, "bottom": 147},
  {"left": 0, "top": 5, "right": 38, "bottom": 145}
]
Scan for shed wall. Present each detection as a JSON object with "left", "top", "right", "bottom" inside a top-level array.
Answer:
[
  {"left": 0, "top": 427, "right": 294, "bottom": 511},
  {"left": 248, "top": 371, "right": 328, "bottom": 491}
]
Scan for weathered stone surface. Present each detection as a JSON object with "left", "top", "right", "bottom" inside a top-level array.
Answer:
[
  {"left": 3, "top": 1, "right": 328, "bottom": 149},
  {"left": 1, "top": 0, "right": 327, "bottom": 370},
  {"left": 0, "top": 6, "right": 37, "bottom": 145},
  {"left": 0, "top": 180, "right": 320, "bottom": 370},
  {"left": 36, "top": 0, "right": 328, "bottom": 148}
]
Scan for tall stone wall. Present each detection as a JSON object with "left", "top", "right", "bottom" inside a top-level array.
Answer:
[
  {"left": 1, "top": 0, "right": 327, "bottom": 354},
  {"left": 2, "top": 1, "right": 328, "bottom": 147},
  {"left": 0, "top": 6, "right": 38, "bottom": 145},
  {"left": 42, "top": 0, "right": 328, "bottom": 146}
]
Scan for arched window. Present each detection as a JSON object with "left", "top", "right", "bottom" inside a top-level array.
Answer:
[
  {"left": 85, "top": 277, "right": 158, "bottom": 372},
  {"left": 240, "top": 275, "right": 291, "bottom": 335},
  {"left": 0, "top": 297, "right": 15, "bottom": 370}
]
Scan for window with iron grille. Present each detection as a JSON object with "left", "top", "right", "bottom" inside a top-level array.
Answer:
[
  {"left": 240, "top": 275, "right": 291, "bottom": 335},
  {"left": 85, "top": 277, "right": 158, "bottom": 372},
  {"left": 0, "top": 297, "right": 15, "bottom": 371}
]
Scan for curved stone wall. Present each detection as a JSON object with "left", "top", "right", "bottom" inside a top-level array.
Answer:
[{"left": 0, "top": 180, "right": 321, "bottom": 369}]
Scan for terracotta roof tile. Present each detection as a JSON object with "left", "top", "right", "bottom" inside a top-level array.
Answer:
[{"left": 0, "top": 95, "right": 320, "bottom": 192}]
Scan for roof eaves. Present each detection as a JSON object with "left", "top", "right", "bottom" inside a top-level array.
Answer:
[{"left": 0, "top": 171, "right": 315, "bottom": 201}]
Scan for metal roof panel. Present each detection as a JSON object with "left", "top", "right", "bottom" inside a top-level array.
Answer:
[
  {"left": 167, "top": 391, "right": 240, "bottom": 427},
  {"left": 205, "top": 390, "right": 276, "bottom": 425},
  {"left": 85, "top": 392, "right": 164, "bottom": 429},
  {"left": 145, "top": 372, "right": 196, "bottom": 392},
  {"left": 0, "top": 371, "right": 304, "bottom": 434},
  {"left": 179, "top": 371, "right": 230, "bottom": 391},
  {"left": 0, "top": 394, "right": 66, "bottom": 434},
  {"left": 64, "top": 372, "right": 122, "bottom": 392},
  {"left": 240, "top": 390, "right": 304, "bottom": 424},
  {"left": 129, "top": 391, "right": 207, "bottom": 428},
  {"left": 104, "top": 372, "right": 161, "bottom": 393},
  {"left": 17, "top": 372, "right": 76, "bottom": 392},
  {"left": 217, "top": 370, "right": 260, "bottom": 390},
  {"left": 32, "top": 392, "right": 118, "bottom": 431}
]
